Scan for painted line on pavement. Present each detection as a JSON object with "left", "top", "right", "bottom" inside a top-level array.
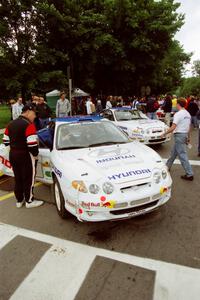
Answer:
[
  {"left": 0, "top": 177, "right": 10, "bottom": 185},
  {"left": 0, "top": 182, "right": 43, "bottom": 202},
  {"left": 163, "top": 158, "right": 200, "bottom": 166},
  {"left": 0, "top": 223, "right": 200, "bottom": 300}
]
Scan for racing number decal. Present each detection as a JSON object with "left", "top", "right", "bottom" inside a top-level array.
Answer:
[{"left": 0, "top": 155, "right": 12, "bottom": 169}]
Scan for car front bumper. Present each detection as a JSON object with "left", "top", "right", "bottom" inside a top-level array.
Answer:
[{"left": 73, "top": 185, "right": 172, "bottom": 222}]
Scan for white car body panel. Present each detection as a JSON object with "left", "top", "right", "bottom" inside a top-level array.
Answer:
[
  {"left": 102, "top": 108, "right": 171, "bottom": 144},
  {"left": 0, "top": 118, "right": 172, "bottom": 222}
]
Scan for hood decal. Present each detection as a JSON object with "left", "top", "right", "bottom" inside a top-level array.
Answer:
[
  {"left": 89, "top": 147, "right": 130, "bottom": 158},
  {"left": 96, "top": 154, "right": 135, "bottom": 164},
  {"left": 108, "top": 168, "right": 151, "bottom": 181}
]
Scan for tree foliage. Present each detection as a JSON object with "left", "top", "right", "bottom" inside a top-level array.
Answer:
[
  {"left": 0, "top": 0, "right": 190, "bottom": 99},
  {"left": 179, "top": 77, "right": 200, "bottom": 97},
  {"left": 192, "top": 60, "right": 200, "bottom": 77}
]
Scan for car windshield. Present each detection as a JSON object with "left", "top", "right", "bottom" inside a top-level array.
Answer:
[
  {"left": 114, "top": 109, "right": 147, "bottom": 121},
  {"left": 56, "top": 121, "right": 129, "bottom": 150}
]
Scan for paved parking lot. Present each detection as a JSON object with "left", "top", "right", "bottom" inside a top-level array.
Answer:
[{"left": 0, "top": 129, "right": 199, "bottom": 300}]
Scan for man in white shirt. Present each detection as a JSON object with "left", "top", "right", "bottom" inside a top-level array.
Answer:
[
  {"left": 86, "top": 98, "right": 92, "bottom": 115},
  {"left": 162, "top": 98, "right": 193, "bottom": 181},
  {"left": 12, "top": 97, "right": 24, "bottom": 120},
  {"left": 56, "top": 92, "right": 71, "bottom": 117}
]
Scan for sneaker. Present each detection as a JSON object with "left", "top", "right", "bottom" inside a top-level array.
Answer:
[
  {"left": 16, "top": 201, "right": 25, "bottom": 208},
  {"left": 181, "top": 175, "right": 194, "bottom": 181},
  {"left": 25, "top": 200, "right": 44, "bottom": 208}
]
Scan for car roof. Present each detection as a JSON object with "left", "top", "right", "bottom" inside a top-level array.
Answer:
[
  {"left": 110, "top": 107, "right": 136, "bottom": 111},
  {"left": 53, "top": 115, "right": 102, "bottom": 123}
]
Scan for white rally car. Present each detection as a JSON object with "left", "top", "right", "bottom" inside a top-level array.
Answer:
[
  {"left": 0, "top": 116, "right": 172, "bottom": 222},
  {"left": 101, "top": 107, "right": 171, "bottom": 144}
]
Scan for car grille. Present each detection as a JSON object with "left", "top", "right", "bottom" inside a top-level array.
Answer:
[
  {"left": 149, "top": 138, "right": 166, "bottom": 143},
  {"left": 120, "top": 182, "right": 149, "bottom": 193},
  {"left": 110, "top": 200, "right": 159, "bottom": 215},
  {"left": 130, "top": 197, "right": 150, "bottom": 206},
  {"left": 152, "top": 130, "right": 163, "bottom": 133}
]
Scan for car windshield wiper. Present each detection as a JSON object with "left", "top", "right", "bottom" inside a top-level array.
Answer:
[
  {"left": 58, "top": 146, "right": 87, "bottom": 150},
  {"left": 88, "top": 141, "right": 127, "bottom": 147}
]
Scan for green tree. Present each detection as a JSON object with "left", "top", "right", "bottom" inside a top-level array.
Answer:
[
  {"left": 192, "top": 60, "right": 200, "bottom": 77},
  {"left": 0, "top": 0, "right": 190, "bottom": 98},
  {"left": 179, "top": 77, "right": 200, "bottom": 97}
]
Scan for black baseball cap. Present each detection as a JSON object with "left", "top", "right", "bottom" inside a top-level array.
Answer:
[{"left": 22, "top": 103, "right": 37, "bottom": 113}]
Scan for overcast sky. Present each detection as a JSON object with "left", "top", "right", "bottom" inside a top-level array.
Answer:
[{"left": 175, "top": 0, "right": 200, "bottom": 75}]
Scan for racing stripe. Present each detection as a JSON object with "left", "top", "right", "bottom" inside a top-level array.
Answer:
[
  {"left": 3, "top": 127, "right": 10, "bottom": 146},
  {"left": 27, "top": 153, "right": 36, "bottom": 203}
]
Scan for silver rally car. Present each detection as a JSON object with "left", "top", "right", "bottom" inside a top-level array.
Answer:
[
  {"left": 0, "top": 116, "right": 172, "bottom": 222},
  {"left": 101, "top": 107, "right": 171, "bottom": 145}
]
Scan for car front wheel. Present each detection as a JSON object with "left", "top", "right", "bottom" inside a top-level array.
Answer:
[{"left": 53, "top": 177, "right": 69, "bottom": 219}]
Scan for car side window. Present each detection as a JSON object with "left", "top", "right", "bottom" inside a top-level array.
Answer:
[{"left": 103, "top": 110, "right": 114, "bottom": 121}]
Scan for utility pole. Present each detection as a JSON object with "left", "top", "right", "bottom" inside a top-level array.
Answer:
[{"left": 67, "top": 66, "right": 72, "bottom": 116}]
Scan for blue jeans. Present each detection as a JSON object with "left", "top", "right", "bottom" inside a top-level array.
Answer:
[
  {"left": 198, "top": 128, "right": 200, "bottom": 154},
  {"left": 147, "top": 112, "right": 157, "bottom": 120},
  {"left": 166, "top": 133, "right": 193, "bottom": 176},
  {"left": 191, "top": 116, "right": 198, "bottom": 128}
]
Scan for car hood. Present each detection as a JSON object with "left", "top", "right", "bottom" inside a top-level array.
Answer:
[
  {"left": 116, "top": 119, "right": 166, "bottom": 130},
  {"left": 52, "top": 142, "right": 163, "bottom": 184}
]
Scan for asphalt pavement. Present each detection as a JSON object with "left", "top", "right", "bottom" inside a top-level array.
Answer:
[{"left": 0, "top": 128, "right": 199, "bottom": 300}]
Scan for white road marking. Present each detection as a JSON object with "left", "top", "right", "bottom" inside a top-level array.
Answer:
[
  {"left": 0, "top": 223, "right": 200, "bottom": 300},
  {"left": 163, "top": 158, "right": 200, "bottom": 166}
]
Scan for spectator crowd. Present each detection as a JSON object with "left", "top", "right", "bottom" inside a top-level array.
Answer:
[{"left": 5, "top": 91, "right": 200, "bottom": 158}]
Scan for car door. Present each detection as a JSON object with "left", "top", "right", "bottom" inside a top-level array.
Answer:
[
  {"left": 0, "top": 145, "right": 13, "bottom": 177},
  {"left": 36, "top": 148, "right": 53, "bottom": 184}
]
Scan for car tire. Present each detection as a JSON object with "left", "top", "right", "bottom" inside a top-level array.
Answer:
[{"left": 53, "top": 177, "right": 69, "bottom": 219}]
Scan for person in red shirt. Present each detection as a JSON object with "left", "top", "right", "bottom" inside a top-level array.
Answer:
[{"left": 3, "top": 104, "right": 44, "bottom": 208}]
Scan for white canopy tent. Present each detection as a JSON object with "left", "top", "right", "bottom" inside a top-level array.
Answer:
[
  {"left": 72, "top": 88, "right": 89, "bottom": 97},
  {"left": 46, "top": 89, "right": 60, "bottom": 97}
]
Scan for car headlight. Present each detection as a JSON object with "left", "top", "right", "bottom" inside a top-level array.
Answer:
[
  {"left": 89, "top": 184, "right": 100, "bottom": 194},
  {"left": 72, "top": 180, "right": 88, "bottom": 193},
  {"left": 102, "top": 182, "right": 114, "bottom": 194},
  {"left": 153, "top": 172, "right": 161, "bottom": 184},
  {"left": 162, "top": 169, "right": 167, "bottom": 179}
]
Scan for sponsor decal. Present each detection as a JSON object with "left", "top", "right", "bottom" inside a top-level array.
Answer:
[
  {"left": 66, "top": 199, "right": 76, "bottom": 208},
  {"left": 81, "top": 200, "right": 116, "bottom": 209},
  {"left": 108, "top": 168, "right": 151, "bottom": 180},
  {"left": 0, "top": 155, "right": 12, "bottom": 169},
  {"left": 119, "top": 126, "right": 128, "bottom": 131},
  {"left": 42, "top": 161, "right": 50, "bottom": 167},
  {"left": 96, "top": 154, "right": 135, "bottom": 164},
  {"left": 132, "top": 129, "right": 140, "bottom": 133},
  {"left": 81, "top": 201, "right": 101, "bottom": 209},
  {"left": 53, "top": 166, "right": 62, "bottom": 178},
  {"left": 160, "top": 187, "right": 168, "bottom": 194},
  {"left": 102, "top": 200, "right": 116, "bottom": 208},
  {"left": 45, "top": 171, "right": 52, "bottom": 178},
  {"left": 132, "top": 133, "right": 143, "bottom": 138},
  {"left": 89, "top": 147, "right": 130, "bottom": 158}
]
